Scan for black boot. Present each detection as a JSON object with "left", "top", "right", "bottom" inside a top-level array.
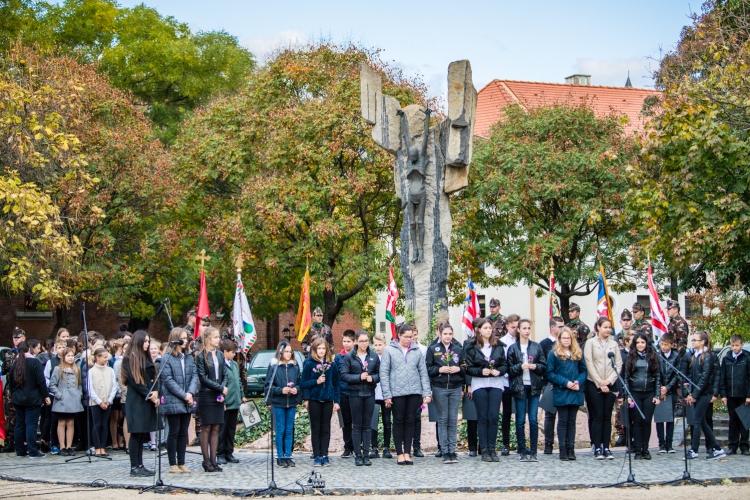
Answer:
[
  {"left": 481, "top": 449, "right": 492, "bottom": 462},
  {"left": 567, "top": 446, "right": 576, "bottom": 460},
  {"left": 355, "top": 454, "right": 364, "bottom": 466},
  {"left": 559, "top": 448, "right": 569, "bottom": 460}
]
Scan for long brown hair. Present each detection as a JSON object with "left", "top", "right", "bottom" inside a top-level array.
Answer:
[
  {"left": 554, "top": 327, "right": 582, "bottom": 361},
  {"left": 310, "top": 338, "right": 332, "bottom": 363},
  {"left": 168, "top": 327, "right": 187, "bottom": 353},
  {"left": 12, "top": 342, "right": 30, "bottom": 387},
  {"left": 625, "top": 333, "right": 659, "bottom": 376},
  {"left": 122, "top": 330, "right": 150, "bottom": 386},
  {"left": 474, "top": 318, "right": 497, "bottom": 348},
  {"left": 691, "top": 331, "right": 712, "bottom": 366},
  {"left": 57, "top": 347, "right": 81, "bottom": 385}
]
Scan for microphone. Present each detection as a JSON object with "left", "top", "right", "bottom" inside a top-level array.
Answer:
[
  {"left": 168, "top": 339, "right": 185, "bottom": 345},
  {"left": 155, "top": 299, "right": 168, "bottom": 316},
  {"left": 607, "top": 351, "right": 615, "bottom": 359}
]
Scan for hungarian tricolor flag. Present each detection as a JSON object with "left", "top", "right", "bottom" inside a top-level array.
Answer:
[
  {"left": 233, "top": 273, "right": 256, "bottom": 353},
  {"left": 194, "top": 269, "right": 210, "bottom": 340},
  {"left": 385, "top": 267, "right": 399, "bottom": 340},
  {"left": 295, "top": 268, "right": 312, "bottom": 342},
  {"left": 648, "top": 266, "right": 668, "bottom": 340},
  {"left": 596, "top": 259, "right": 614, "bottom": 323},
  {"left": 462, "top": 277, "right": 481, "bottom": 338}
]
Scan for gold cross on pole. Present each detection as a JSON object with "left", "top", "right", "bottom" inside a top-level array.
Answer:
[{"left": 195, "top": 249, "right": 211, "bottom": 270}]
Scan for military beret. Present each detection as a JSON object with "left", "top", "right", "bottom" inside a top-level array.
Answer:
[
  {"left": 12, "top": 327, "right": 26, "bottom": 338},
  {"left": 620, "top": 309, "right": 632, "bottom": 320},
  {"left": 569, "top": 303, "right": 581, "bottom": 312},
  {"left": 313, "top": 307, "right": 323, "bottom": 316},
  {"left": 632, "top": 303, "right": 645, "bottom": 312},
  {"left": 489, "top": 298, "right": 500, "bottom": 307},
  {"left": 666, "top": 299, "right": 679, "bottom": 310}
]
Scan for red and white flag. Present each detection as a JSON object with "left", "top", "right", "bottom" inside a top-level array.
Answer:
[
  {"left": 648, "top": 266, "right": 668, "bottom": 339},
  {"left": 462, "top": 277, "right": 481, "bottom": 338},
  {"left": 385, "top": 268, "right": 399, "bottom": 340}
]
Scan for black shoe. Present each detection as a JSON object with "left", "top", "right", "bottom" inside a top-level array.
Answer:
[
  {"left": 560, "top": 448, "right": 569, "bottom": 461},
  {"left": 481, "top": 450, "right": 492, "bottom": 462},
  {"left": 341, "top": 449, "right": 353, "bottom": 458},
  {"left": 726, "top": 448, "right": 737, "bottom": 456},
  {"left": 603, "top": 449, "right": 613, "bottom": 460},
  {"left": 0, "top": 442, "right": 14, "bottom": 453},
  {"left": 614, "top": 436, "right": 626, "bottom": 447},
  {"left": 382, "top": 449, "right": 393, "bottom": 459},
  {"left": 443, "top": 453, "right": 451, "bottom": 464},
  {"left": 413, "top": 448, "right": 424, "bottom": 458},
  {"left": 567, "top": 447, "right": 576, "bottom": 460},
  {"left": 363, "top": 456, "right": 372, "bottom": 466},
  {"left": 211, "top": 462, "right": 223, "bottom": 472},
  {"left": 59, "top": 448, "right": 70, "bottom": 457},
  {"left": 658, "top": 445, "right": 667, "bottom": 454},
  {"left": 501, "top": 445, "right": 510, "bottom": 456},
  {"left": 435, "top": 449, "right": 443, "bottom": 458},
  {"left": 667, "top": 446, "right": 676, "bottom": 454},
  {"left": 40, "top": 442, "right": 50, "bottom": 453},
  {"left": 468, "top": 450, "right": 477, "bottom": 457},
  {"left": 528, "top": 453, "right": 538, "bottom": 462},
  {"left": 594, "top": 448, "right": 603, "bottom": 460},
  {"left": 131, "top": 466, "right": 155, "bottom": 477},
  {"left": 519, "top": 452, "right": 529, "bottom": 462},
  {"left": 742, "top": 450, "right": 750, "bottom": 456},
  {"left": 216, "top": 455, "right": 227, "bottom": 465},
  {"left": 227, "top": 454, "right": 240, "bottom": 463},
  {"left": 634, "top": 451, "right": 642, "bottom": 460},
  {"left": 491, "top": 450, "right": 500, "bottom": 462},
  {"left": 544, "top": 443, "right": 553, "bottom": 455},
  {"left": 355, "top": 454, "right": 364, "bottom": 466},
  {"left": 369, "top": 448, "right": 379, "bottom": 458},
  {"left": 642, "top": 450, "right": 652, "bottom": 460},
  {"left": 277, "top": 458, "right": 287, "bottom": 468},
  {"left": 28, "top": 452, "right": 46, "bottom": 459},
  {"left": 202, "top": 462, "right": 217, "bottom": 472},
  {"left": 287, "top": 457, "right": 296, "bottom": 467}
]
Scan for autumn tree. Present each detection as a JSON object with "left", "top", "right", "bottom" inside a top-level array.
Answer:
[
  {"left": 629, "top": 0, "right": 750, "bottom": 291},
  {"left": 452, "top": 103, "right": 637, "bottom": 320},
  {"left": 0, "top": 0, "right": 255, "bottom": 143},
  {"left": 169, "top": 44, "right": 429, "bottom": 326},
  {"left": 0, "top": 44, "right": 174, "bottom": 331}
]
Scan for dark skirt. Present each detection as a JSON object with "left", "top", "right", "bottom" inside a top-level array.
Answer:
[
  {"left": 197, "top": 394, "right": 225, "bottom": 425},
  {"left": 53, "top": 411, "right": 80, "bottom": 420},
  {"left": 112, "top": 396, "right": 122, "bottom": 411}
]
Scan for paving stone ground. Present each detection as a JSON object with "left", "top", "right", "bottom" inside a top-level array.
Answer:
[{"left": 1, "top": 445, "right": 748, "bottom": 495}]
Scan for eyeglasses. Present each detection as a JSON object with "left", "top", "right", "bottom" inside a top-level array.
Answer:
[{"left": 401, "top": 336, "right": 414, "bottom": 340}]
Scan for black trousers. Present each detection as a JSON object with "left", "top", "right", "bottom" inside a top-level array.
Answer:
[
  {"left": 543, "top": 410, "right": 556, "bottom": 446},
  {"left": 727, "top": 397, "right": 750, "bottom": 452},
  {"left": 584, "top": 380, "right": 616, "bottom": 449},
  {"left": 655, "top": 394, "right": 676, "bottom": 448},
  {"left": 373, "top": 400, "right": 392, "bottom": 450},
  {"left": 391, "top": 394, "right": 421, "bottom": 455},
  {"left": 339, "top": 394, "right": 353, "bottom": 452},
  {"left": 308, "top": 400, "right": 333, "bottom": 458},
  {"left": 128, "top": 432, "right": 148, "bottom": 468},
  {"left": 40, "top": 404, "right": 52, "bottom": 445},
  {"left": 474, "top": 388, "right": 503, "bottom": 452},
  {"left": 74, "top": 408, "right": 88, "bottom": 447},
  {"left": 629, "top": 390, "right": 656, "bottom": 453},
  {"left": 166, "top": 413, "right": 191, "bottom": 465},
  {"left": 691, "top": 393, "right": 719, "bottom": 452},
  {"left": 467, "top": 419, "right": 478, "bottom": 452},
  {"left": 557, "top": 405, "right": 578, "bottom": 449},
  {"left": 413, "top": 403, "right": 423, "bottom": 449},
  {"left": 349, "top": 395, "right": 375, "bottom": 455},
  {"left": 218, "top": 408, "right": 239, "bottom": 457},
  {"left": 500, "top": 389, "right": 514, "bottom": 447},
  {"left": 90, "top": 405, "right": 112, "bottom": 450}
]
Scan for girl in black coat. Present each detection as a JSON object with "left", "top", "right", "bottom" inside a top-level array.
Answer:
[
  {"left": 195, "top": 327, "right": 229, "bottom": 472},
  {"left": 121, "top": 330, "right": 159, "bottom": 476},
  {"left": 621, "top": 332, "right": 661, "bottom": 459},
  {"left": 8, "top": 342, "right": 50, "bottom": 458}
]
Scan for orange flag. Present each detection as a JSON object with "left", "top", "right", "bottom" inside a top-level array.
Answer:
[
  {"left": 295, "top": 268, "right": 312, "bottom": 342},
  {"left": 194, "top": 269, "right": 210, "bottom": 340}
]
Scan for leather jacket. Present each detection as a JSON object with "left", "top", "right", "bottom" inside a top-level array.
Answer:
[{"left": 195, "top": 351, "right": 228, "bottom": 397}]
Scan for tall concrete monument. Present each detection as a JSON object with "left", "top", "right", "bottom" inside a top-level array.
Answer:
[{"left": 360, "top": 61, "right": 477, "bottom": 338}]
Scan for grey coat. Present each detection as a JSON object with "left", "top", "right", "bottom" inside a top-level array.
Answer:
[
  {"left": 48, "top": 367, "right": 84, "bottom": 414},
  {"left": 161, "top": 352, "right": 199, "bottom": 415},
  {"left": 380, "top": 341, "right": 431, "bottom": 400}
]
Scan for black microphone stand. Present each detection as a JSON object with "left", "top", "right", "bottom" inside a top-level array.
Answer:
[
  {"left": 658, "top": 353, "right": 707, "bottom": 487},
  {"left": 250, "top": 344, "right": 296, "bottom": 497},
  {"left": 67, "top": 302, "right": 111, "bottom": 463},
  {"left": 604, "top": 353, "right": 648, "bottom": 490}
]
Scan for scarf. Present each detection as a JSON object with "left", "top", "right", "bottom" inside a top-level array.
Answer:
[{"left": 90, "top": 363, "right": 112, "bottom": 405}]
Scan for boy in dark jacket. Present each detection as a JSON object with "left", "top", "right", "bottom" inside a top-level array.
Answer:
[
  {"left": 333, "top": 330, "right": 356, "bottom": 457},
  {"left": 656, "top": 334, "right": 680, "bottom": 453},
  {"left": 719, "top": 335, "right": 750, "bottom": 455},
  {"left": 217, "top": 340, "right": 246, "bottom": 464}
]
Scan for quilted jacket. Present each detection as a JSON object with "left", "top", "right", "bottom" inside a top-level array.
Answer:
[{"left": 380, "top": 341, "right": 431, "bottom": 399}]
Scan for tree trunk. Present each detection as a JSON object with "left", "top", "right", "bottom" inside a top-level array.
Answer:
[
  {"left": 51, "top": 305, "right": 71, "bottom": 339},
  {"left": 322, "top": 287, "right": 338, "bottom": 328},
  {"left": 559, "top": 283, "right": 572, "bottom": 323},
  {"left": 670, "top": 272, "right": 678, "bottom": 300}
]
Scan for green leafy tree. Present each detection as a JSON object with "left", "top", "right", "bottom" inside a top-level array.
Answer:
[
  {"left": 169, "top": 44, "right": 429, "bottom": 326},
  {"left": 452, "top": 103, "right": 637, "bottom": 320}
]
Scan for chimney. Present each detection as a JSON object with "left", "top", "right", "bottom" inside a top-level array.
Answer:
[{"left": 565, "top": 74, "right": 591, "bottom": 86}]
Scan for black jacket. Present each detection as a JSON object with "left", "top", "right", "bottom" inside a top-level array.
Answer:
[
  {"left": 122, "top": 357, "right": 159, "bottom": 433},
  {"left": 195, "top": 351, "right": 228, "bottom": 397},
  {"left": 622, "top": 354, "right": 661, "bottom": 399},
  {"left": 680, "top": 350, "right": 716, "bottom": 400},
  {"left": 425, "top": 339, "right": 465, "bottom": 390},
  {"left": 464, "top": 340, "right": 508, "bottom": 380},
  {"left": 658, "top": 350, "right": 681, "bottom": 394},
  {"left": 719, "top": 350, "right": 750, "bottom": 399},
  {"left": 507, "top": 341, "right": 547, "bottom": 399},
  {"left": 9, "top": 357, "right": 48, "bottom": 407},
  {"left": 340, "top": 348, "right": 380, "bottom": 398},
  {"left": 264, "top": 360, "right": 303, "bottom": 408}
]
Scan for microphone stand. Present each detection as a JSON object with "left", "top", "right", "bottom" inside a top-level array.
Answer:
[
  {"left": 658, "top": 355, "right": 707, "bottom": 487},
  {"left": 604, "top": 353, "right": 647, "bottom": 490},
  {"left": 67, "top": 302, "right": 111, "bottom": 463},
  {"left": 250, "top": 344, "right": 296, "bottom": 497}
]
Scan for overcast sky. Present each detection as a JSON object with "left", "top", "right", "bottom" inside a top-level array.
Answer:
[{"left": 119, "top": 0, "right": 694, "bottom": 98}]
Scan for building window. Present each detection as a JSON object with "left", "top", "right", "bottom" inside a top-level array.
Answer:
[
  {"left": 636, "top": 295, "right": 651, "bottom": 318},
  {"left": 685, "top": 295, "right": 701, "bottom": 319},
  {"left": 477, "top": 295, "right": 486, "bottom": 317},
  {"left": 379, "top": 321, "right": 386, "bottom": 333}
]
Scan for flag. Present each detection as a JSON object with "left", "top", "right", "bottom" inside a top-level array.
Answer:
[
  {"left": 295, "top": 268, "right": 312, "bottom": 342},
  {"left": 598, "top": 259, "right": 614, "bottom": 323},
  {"left": 385, "top": 267, "right": 399, "bottom": 340},
  {"left": 549, "top": 270, "right": 561, "bottom": 318},
  {"left": 0, "top": 378, "right": 5, "bottom": 442},
  {"left": 596, "top": 273, "right": 610, "bottom": 320},
  {"left": 462, "top": 277, "right": 481, "bottom": 338},
  {"left": 194, "top": 269, "right": 210, "bottom": 340},
  {"left": 648, "top": 266, "right": 669, "bottom": 339},
  {"left": 233, "top": 273, "right": 257, "bottom": 353}
]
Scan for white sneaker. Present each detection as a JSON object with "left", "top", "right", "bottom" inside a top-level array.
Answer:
[{"left": 706, "top": 449, "right": 726, "bottom": 460}]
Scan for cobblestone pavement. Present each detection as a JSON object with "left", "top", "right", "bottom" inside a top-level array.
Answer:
[{"left": 1, "top": 447, "right": 748, "bottom": 495}]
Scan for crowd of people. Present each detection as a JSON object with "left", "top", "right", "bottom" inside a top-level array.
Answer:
[{"left": 2, "top": 299, "right": 749, "bottom": 480}]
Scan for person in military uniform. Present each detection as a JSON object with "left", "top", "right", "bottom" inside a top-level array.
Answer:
[
  {"left": 302, "top": 307, "right": 334, "bottom": 353},
  {"left": 184, "top": 309, "right": 196, "bottom": 337},
  {"left": 613, "top": 310, "right": 635, "bottom": 447},
  {"left": 632, "top": 302, "right": 653, "bottom": 339},
  {"left": 486, "top": 298, "right": 507, "bottom": 340},
  {"left": 666, "top": 299, "right": 689, "bottom": 350},
  {"left": 1, "top": 328, "right": 26, "bottom": 452},
  {"left": 566, "top": 303, "right": 590, "bottom": 346}
]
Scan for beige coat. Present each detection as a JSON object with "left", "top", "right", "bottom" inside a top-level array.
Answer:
[{"left": 583, "top": 336, "right": 622, "bottom": 387}]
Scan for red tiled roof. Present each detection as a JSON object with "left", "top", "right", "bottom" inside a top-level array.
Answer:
[{"left": 474, "top": 79, "right": 660, "bottom": 138}]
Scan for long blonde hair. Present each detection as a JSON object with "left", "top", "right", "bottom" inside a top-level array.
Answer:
[
  {"left": 310, "top": 338, "right": 333, "bottom": 363},
  {"left": 57, "top": 348, "right": 81, "bottom": 385},
  {"left": 201, "top": 327, "right": 221, "bottom": 365},
  {"left": 554, "top": 327, "right": 582, "bottom": 361}
]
